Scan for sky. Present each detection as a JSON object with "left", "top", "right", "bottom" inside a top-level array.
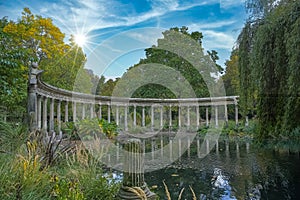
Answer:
[{"left": 0, "top": 0, "right": 247, "bottom": 80}]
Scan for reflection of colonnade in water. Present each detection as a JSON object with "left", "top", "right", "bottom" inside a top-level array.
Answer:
[
  {"left": 96, "top": 136, "right": 251, "bottom": 167},
  {"left": 28, "top": 64, "right": 239, "bottom": 133}
]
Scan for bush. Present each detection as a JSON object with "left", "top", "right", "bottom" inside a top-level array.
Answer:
[{"left": 76, "top": 118, "right": 118, "bottom": 140}]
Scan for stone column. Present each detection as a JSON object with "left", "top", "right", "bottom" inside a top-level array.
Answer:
[
  {"left": 64, "top": 101, "right": 68, "bottom": 122},
  {"left": 178, "top": 106, "right": 181, "bottom": 128},
  {"left": 37, "top": 96, "right": 42, "bottom": 129},
  {"left": 160, "top": 106, "right": 163, "bottom": 128},
  {"left": 116, "top": 105, "right": 119, "bottom": 125},
  {"left": 90, "top": 103, "right": 94, "bottom": 118},
  {"left": 72, "top": 102, "right": 77, "bottom": 122},
  {"left": 49, "top": 98, "right": 54, "bottom": 132},
  {"left": 107, "top": 104, "right": 111, "bottom": 123},
  {"left": 235, "top": 104, "right": 238, "bottom": 126},
  {"left": 196, "top": 105, "right": 200, "bottom": 129},
  {"left": 98, "top": 104, "right": 102, "bottom": 119},
  {"left": 224, "top": 103, "right": 228, "bottom": 126},
  {"left": 57, "top": 100, "right": 61, "bottom": 133},
  {"left": 82, "top": 103, "right": 85, "bottom": 119},
  {"left": 215, "top": 105, "right": 218, "bottom": 127},
  {"left": 133, "top": 105, "right": 136, "bottom": 127},
  {"left": 142, "top": 106, "right": 145, "bottom": 127},
  {"left": 124, "top": 105, "right": 128, "bottom": 131},
  {"left": 206, "top": 107, "right": 209, "bottom": 127},
  {"left": 117, "top": 139, "right": 157, "bottom": 199},
  {"left": 151, "top": 105, "right": 154, "bottom": 131},
  {"left": 169, "top": 105, "right": 172, "bottom": 128},
  {"left": 43, "top": 97, "right": 48, "bottom": 131},
  {"left": 187, "top": 105, "right": 190, "bottom": 128}
]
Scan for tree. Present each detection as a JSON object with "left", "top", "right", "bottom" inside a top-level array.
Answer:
[
  {"left": 118, "top": 26, "right": 221, "bottom": 99},
  {"left": 100, "top": 78, "right": 120, "bottom": 96},
  {"left": 73, "top": 68, "right": 93, "bottom": 93},
  {"left": 95, "top": 75, "right": 106, "bottom": 95},
  {"left": 1, "top": 8, "right": 89, "bottom": 122},
  {"left": 0, "top": 17, "right": 29, "bottom": 121},
  {"left": 207, "top": 50, "right": 223, "bottom": 74},
  {"left": 40, "top": 35, "right": 86, "bottom": 91},
  {"left": 3, "top": 8, "right": 86, "bottom": 91},
  {"left": 238, "top": 0, "right": 300, "bottom": 139},
  {"left": 3, "top": 8, "right": 65, "bottom": 63},
  {"left": 222, "top": 49, "right": 240, "bottom": 96}
]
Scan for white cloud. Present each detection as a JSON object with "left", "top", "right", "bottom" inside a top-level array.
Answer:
[
  {"left": 189, "top": 20, "right": 237, "bottom": 30},
  {"left": 42, "top": 0, "right": 216, "bottom": 35},
  {"left": 126, "top": 28, "right": 165, "bottom": 46},
  {"left": 201, "top": 30, "right": 236, "bottom": 50},
  {"left": 220, "top": 0, "right": 245, "bottom": 9}
]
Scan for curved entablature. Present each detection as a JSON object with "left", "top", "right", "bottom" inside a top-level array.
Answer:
[{"left": 36, "top": 72, "right": 239, "bottom": 106}]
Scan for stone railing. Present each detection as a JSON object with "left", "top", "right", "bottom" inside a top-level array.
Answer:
[{"left": 27, "top": 63, "right": 239, "bottom": 133}]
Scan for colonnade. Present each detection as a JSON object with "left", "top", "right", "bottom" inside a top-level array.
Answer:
[
  {"left": 33, "top": 95, "right": 239, "bottom": 133},
  {"left": 28, "top": 64, "right": 239, "bottom": 133}
]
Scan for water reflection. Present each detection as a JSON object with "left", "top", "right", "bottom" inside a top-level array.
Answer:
[
  {"left": 105, "top": 136, "right": 300, "bottom": 199},
  {"left": 211, "top": 168, "right": 237, "bottom": 200},
  {"left": 142, "top": 137, "right": 300, "bottom": 200}
]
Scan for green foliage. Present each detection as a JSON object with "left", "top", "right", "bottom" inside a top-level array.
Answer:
[
  {"left": 50, "top": 176, "right": 84, "bottom": 200},
  {"left": 0, "top": 8, "right": 93, "bottom": 124},
  {"left": 197, "top": 120, "right": 258, "bottom": 140},
  {"left": 102, "top": 26, "right": 221, "bottom": 99},
  {"left": 1, "top": 8, "right": 89, "bottom": 114},
  {"left": 76, "top": 118, "right": 118, "bottom": 139},
  {"left": 238, "top": 0, "right": 300, "bottom": 139},
  {"left": 0, "top": 121, "right": 28, "bottom": 153},
  {"left": 96, "top": 78, "right": 120, "bottom": 96},
  {"left": 0, "top": 17, "right": 29, "bottom": 120},
  {"left": 0, "top": 143, "right": 52, "bottom": 200},
  {"left": 61, "top": 121, "right": 79, "bottom": 140},
  {"left": 3, "top": 8, "right": 65, "bottom": 62},
  {"left": 0, "top": 121, "right": 120, "bottom": 200},
  {"left": 72, "top": 68, "right": 94, "bottom": 93},
  {"left": 222, "top": 50, "right": 240, "bottom": 96},
  {"left": 27, "top": 130, "right": 76, "bottom": 169}
]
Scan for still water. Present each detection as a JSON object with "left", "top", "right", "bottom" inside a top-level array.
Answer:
[
  {"left": 141, "top": 138, "right": 300, "bottom": 200},
  {"left": 106, "top": 136, "right": 300, "bottom": 199}
]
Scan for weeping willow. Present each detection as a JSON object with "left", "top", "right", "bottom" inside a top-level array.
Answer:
[{"left": 238, "top": 0, "right": 300, "bottom": 139}]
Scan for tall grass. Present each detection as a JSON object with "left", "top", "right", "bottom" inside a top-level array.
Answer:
[
  {"left": 163, "top": 180, "right": 197, "bottom": 200},
  {"left": 0, "top": 121, "right": 28, "bottom": 153},
  {"left": 0, "top": 120, "right": 120, "bottom": 200}
]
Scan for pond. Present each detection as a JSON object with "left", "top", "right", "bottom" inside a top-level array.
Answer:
[
  {"left": 102, "top": 135, "right": 300, "bottom": 199},
  {"left": 143, "top": 138, "right": 300, "bottom": 200}
]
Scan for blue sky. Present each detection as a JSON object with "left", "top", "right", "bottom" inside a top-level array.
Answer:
[{"left": 1, "top": 0, "right": 247, "bottom": 79}]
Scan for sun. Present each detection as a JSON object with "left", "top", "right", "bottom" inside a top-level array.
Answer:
[{"left": 74, "top": 33, "right": 87, "bottom": 47}]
